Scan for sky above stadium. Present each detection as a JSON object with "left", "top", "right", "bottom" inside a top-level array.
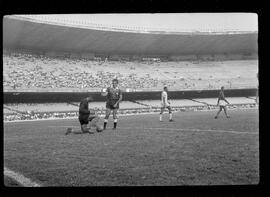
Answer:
[{"left": 19, "top": 13, "right": 258, "bottom": 32}]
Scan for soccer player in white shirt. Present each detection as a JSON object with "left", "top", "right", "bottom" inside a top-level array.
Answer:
[
  {"left": 160, "top": 86, "right": 173, "bottom": 122},
  {"left": 214, "top": 86, "right": 230, "bottom": 119}
]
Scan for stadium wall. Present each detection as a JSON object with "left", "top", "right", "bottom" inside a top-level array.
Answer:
[{"left": 3, "top": 89, "right": 257, "bottom": 103}]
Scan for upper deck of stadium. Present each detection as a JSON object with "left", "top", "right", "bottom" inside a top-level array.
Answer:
[{"left": 3, "top": 14, "right": 258, "bottom": 56}]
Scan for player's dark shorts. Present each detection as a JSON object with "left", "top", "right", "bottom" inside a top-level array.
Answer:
[
  {"left": 106, "top": 100, "right": 119, "bottom": 109},
  {"left": 78, "top": 115, "right": 97, "bottom": 125}
]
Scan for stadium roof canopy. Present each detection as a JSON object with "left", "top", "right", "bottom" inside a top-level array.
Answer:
[{"left": 3, "top": 14, "right": 258, "bottom": 56}]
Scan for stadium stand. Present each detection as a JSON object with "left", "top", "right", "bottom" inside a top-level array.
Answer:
[
  {"left": 3, "top": 51, "right": 258, "bottom": 92},
  {"left": 194, "top": 97, "right": 257, "bottom": 106},
  {"left": 170, "top": 99, "right": 206, "bottom": 107},
  {"left": 3, "top": 108, "right": 16, "bottom": 114},
  {"left": 3, "top": 15, "right": 258, "bottom": 122},
  {"left": 4, "top": 101, "right": 147, "bottom": 113},
  {"left": 3, "top": 100, "right": 148, "bottom": 121},
  {"left": 3, "top": 99, "right": 257, "bottom": 122},
  {"left": 4, "top": 103, "right": 78, "bottom": 113},
  {"left": 137, "top": 99, "right": 206, "bottom": 107},
  {"left": 71, "top": 101, "right": 144, "bottom": 109}
]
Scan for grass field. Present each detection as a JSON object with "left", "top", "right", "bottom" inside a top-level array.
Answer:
[{"left": 4, "top": 108, "right": 259, "bottom": 186}]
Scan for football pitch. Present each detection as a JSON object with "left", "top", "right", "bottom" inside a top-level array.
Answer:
[{"left": 4, "top": 108, "right": 259, "bottom": 186}]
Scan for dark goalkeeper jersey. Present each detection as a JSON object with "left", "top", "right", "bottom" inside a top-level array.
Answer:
[
  {"left": 79, "top": 98, "right": 90, "bottom": 120},
  {"left": 106, "top": 87, "right": 122, "bottom": 102},
  {"left": 219, "top": 91, "right": 225, "bottom": 100}
]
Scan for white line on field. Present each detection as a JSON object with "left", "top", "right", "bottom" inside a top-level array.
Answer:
[
  {"left": 48, "top": 125, "right": 257, "bottom": 135},
  {"left": 4, "top": 167, "right": 41, "bottom": 187},
  {"left": 118, "top": 127, "right": 257, "bottom": 135}
]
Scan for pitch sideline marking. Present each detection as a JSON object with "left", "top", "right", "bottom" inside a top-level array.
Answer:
[
  {"left": 118, "top": 127, "right": 257, "bottom": 135},
  {"left": 48, "top": 125, "right": 257, "bottom": 135},
  {"left": 4, "top": 167, "right": 41, "bottom": 187}
]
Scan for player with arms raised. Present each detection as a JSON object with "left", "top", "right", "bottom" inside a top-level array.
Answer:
[
  {"left": 101, "top": 79, "right": 123, "bottom": 130},
  {"left": 160, "top": 86, "right": 173, "bottom": 122}
]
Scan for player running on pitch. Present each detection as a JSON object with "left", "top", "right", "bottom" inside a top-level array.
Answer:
[
  {"left": 65, "top": 96, "right": 102, "bottom": 135},
  {"left": 160, "top": 86, "right": 173, "bottom": 122},
  {"left": 102, "top": 79, "right": 123, "bottom": 130},
  {"left": 215, "top": 86, "right": 230, "bottom": 119}
]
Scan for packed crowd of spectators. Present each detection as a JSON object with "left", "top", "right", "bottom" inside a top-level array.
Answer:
[
  {"left": 3, "top": 51, "right": 163, "bottom": 91},
  {"left": 3, "top": 51, "right": 258, "bottom": 92}
]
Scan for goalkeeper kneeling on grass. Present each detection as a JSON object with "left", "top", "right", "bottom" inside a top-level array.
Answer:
[{"left": 65, "top": 96, "right": 103, "bottom": 135}]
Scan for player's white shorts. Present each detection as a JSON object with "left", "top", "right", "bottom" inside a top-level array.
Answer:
[{"left": 219, "top": 100, "right": 227, "bottom": 107}]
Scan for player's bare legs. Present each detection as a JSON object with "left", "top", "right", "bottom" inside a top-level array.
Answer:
[
  {"left": 160, "top": 107, "right": 165, "bottom": 121},
  {"left": 215, "top": 107, "right": 222, "bottom": 119},
  {"left": 112, "top": 109, "right": 118, "bottom": 129},
  {"left": 168, "top": 106, "right": 173, "bottom": 121},
  {"left": 223, "top": 106, "right": 230, "bottom": 118},
  {"left": 160, "top": 106, "right": 173, "bottom": 122},
  {"left": 104, "top": 108, "right": 111, "bottom": 130}
]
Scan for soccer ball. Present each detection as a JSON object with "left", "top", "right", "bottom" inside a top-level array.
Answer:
[{"left": 96, "top": 125, "right": 103, "bottom": 132}]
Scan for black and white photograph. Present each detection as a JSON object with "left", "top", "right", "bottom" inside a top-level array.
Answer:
[{"left": 3, "top": 13, "right": 259, "bottom": 187}]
